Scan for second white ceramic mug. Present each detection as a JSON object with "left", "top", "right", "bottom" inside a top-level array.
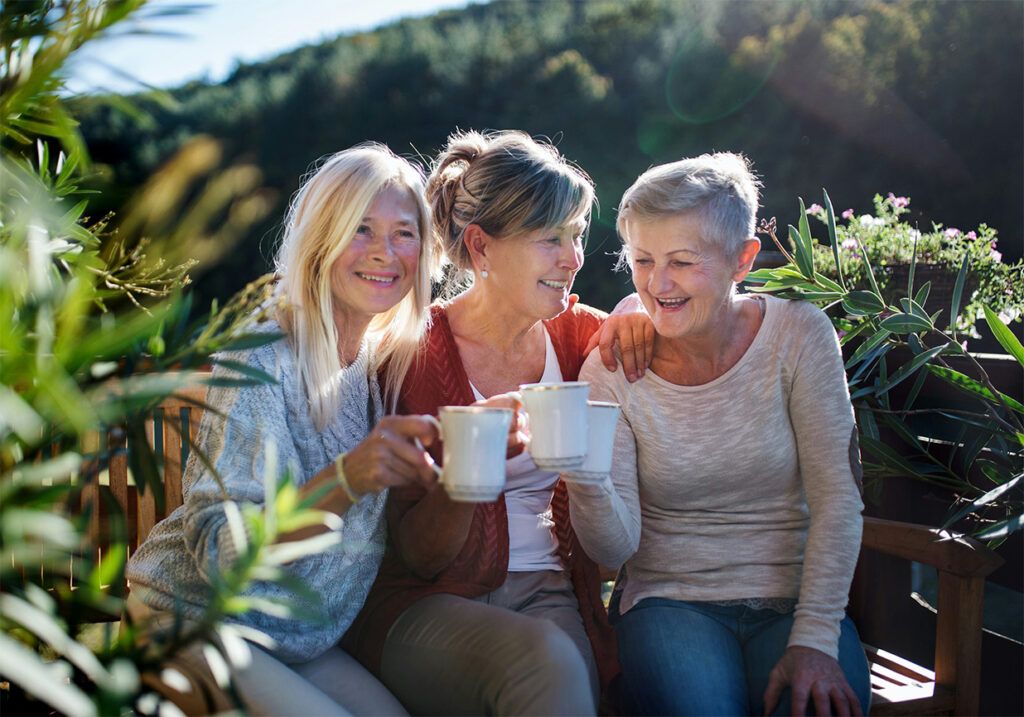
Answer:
[
  {"left": 564, "top": 400, "right": 621, "bottom": 484},
  {"left": 518, "top": 381, "right": 590, "bottom": 471},
  {"left": 425, "top": 406, "right": 512, "bottom": 502}
]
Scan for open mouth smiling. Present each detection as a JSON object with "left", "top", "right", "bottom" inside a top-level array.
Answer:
[
  {"left": 539, "top": 279, "right": 569, "bottom": 291},
  {"left": 355, "top": 272, "right": 398, "bottom": 286}
]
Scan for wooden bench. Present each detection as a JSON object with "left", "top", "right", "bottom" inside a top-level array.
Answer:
[{"left": 75, "top": 390, "right": 1001, "bottom": 716}]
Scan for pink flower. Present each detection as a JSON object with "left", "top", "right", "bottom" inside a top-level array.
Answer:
[
  {"left": 841, "top": 238, "right": 858, "bottom": 251},
  {"left": 842, "top": 209, "right": 855, "bottom": 220},
  {"left": 806, "top": 203, "right": 824, "bottom": 215},
  {"left": 964, "top": 231, "right": 977, "bottom": 240},
  {"left": 990, "top": 248, "right": 1002, "bottom": 262},
  {"left": 887, "top": 193, "right": 910, "bottom": 209},
  {"left": 945, "top": 228, "right": 961, "bottom": 239}
]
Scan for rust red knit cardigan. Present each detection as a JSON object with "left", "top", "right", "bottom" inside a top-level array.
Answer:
[{"left": 343, "top": 298, "right": 620, "bottom": 689}]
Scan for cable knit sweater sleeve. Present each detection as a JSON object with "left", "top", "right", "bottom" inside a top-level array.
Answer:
[
  {"left": 785, "top": 302, "right": 864, "bottom": 656},
  {"left": 564, "top": 353, "right": 642, "bottom": 569},
  {"left": 182, "top": 345, "right": 301, "bottom": 580}
]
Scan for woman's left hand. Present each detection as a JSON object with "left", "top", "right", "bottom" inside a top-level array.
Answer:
[
  {"left": 472, "top": 391, "right": 528, "bottom": 458},
  {"left": 763, "top": 646, "right": 863, "bottom": 717},
  {"left": 583, "top": 294, "right": 654, "bottom": 383}
]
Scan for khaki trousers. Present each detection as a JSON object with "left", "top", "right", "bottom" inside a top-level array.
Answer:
[
  {"left": 125, "top": 593, "right": 407, "bottom": 716},
  {"left": 380, "top": 570, "right": 598, "bottom": 716}
]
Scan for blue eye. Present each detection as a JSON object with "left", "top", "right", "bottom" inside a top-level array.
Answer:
[{"left": 355, "top": 224, "right": 371, "bottom": 235}]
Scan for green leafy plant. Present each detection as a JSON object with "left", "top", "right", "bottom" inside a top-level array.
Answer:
[
  {"left": 802, "top": 193, "right": 1023, "bottom": 336},
  {"left": 746, "top": 193, "right": 1023, "bottom": 543},
  {"left": 1, "top": 2, "right": 341, "bottom": 714}
]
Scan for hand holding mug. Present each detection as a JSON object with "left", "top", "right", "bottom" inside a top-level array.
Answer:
[
  {"left": 472, "top": 391, "right": 528, "bottom": 458},
  {"left": 341, "top": 415, "right": 441, "bottom": 499}
]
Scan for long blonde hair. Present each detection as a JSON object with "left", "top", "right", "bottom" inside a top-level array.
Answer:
[
  {"left": 426, "top": 129, "right": 595, "bottom": 293},
  {"left": 275, "top": 144, "right": 437, "bottom": 427}
]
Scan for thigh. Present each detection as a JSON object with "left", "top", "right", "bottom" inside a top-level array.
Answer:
[
  {"left": 614, "top": 599, "right": 749, "bottom": 716},
  {"left": 127, "top": 595, "right": 352, "bottom": 716},
  {"left": 744, "top": 613, "right": 872, "bottom": 716},
  {"left": 510, "top": 571, "right": 599, "bottom": 701},
  {"left": 381, "top": 592, "right": 595, "bottom": 716},
  {"left": 295, "top": 647, "right": 408, "bottom": 716}
]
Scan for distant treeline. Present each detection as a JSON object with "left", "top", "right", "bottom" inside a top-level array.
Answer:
[{"left": 76, "top": 0, "right": 1023, "bottom": 310}]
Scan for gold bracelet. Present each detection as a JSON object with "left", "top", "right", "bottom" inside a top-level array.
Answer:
[{"left": 334, "top": 453, "right": 363, "bottom": 503}]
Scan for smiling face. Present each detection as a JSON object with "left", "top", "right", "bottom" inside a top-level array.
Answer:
[
  {"left": 329, "top": 184, "right": 423, "bottom": 331},
  {"left": 626, "top": 211, "right": 748, "bottom": 339},
  {"left": 484, "top": 224, "right": 585, "bottom": 322}
]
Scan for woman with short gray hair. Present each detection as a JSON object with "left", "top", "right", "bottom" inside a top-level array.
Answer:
[{"left": 567, "top": 152, "right": 871, "bottom": 716}]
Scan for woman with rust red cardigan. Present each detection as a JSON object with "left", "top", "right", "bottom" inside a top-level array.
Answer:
[{"left": 343, "top": 131, "right": 650, "bottom": 715}]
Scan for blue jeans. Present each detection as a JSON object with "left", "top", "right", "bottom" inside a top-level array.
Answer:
[{"left": 611, "top": 597, "right": 871, "bottom": 716}]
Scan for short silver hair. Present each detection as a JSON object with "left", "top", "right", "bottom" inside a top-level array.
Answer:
[{"left": 616, "top": 152, "right": 761, "bottom": 261}]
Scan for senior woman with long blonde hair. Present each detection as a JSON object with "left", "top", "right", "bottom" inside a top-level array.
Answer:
[
  {"left": 126, "top": 144, "right": 442, "bottom": 715},
  {"left": 566, "top": 153, "right": 872, "bottom": 716},
  {"left": 345, "top": 130, "right": 652, "bottom": 716}
]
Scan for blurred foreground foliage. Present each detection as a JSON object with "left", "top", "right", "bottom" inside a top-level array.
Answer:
[{"left": 2, "top": 2, "right": 339, "bottom": 714}]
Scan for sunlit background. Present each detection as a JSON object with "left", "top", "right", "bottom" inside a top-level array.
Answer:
[{"left": 68, "top": 0, "right": 1023, "bottom": 314}]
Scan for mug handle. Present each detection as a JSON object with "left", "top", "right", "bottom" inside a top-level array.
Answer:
[{"left": 414, "top": 414, "right": 443, "bottom": 480}]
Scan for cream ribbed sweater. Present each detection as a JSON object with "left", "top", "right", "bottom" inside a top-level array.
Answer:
[{"left": 566, "top": 296, "right": 864, "bottom": 658}]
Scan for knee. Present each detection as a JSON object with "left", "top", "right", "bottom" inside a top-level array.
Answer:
[{"left": 511, "top": 620, "right": 589, "bottom": 681}]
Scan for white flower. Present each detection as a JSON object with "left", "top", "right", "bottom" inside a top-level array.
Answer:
[{"left": 858, "top": 215, "right": 885, "bottom": 228}]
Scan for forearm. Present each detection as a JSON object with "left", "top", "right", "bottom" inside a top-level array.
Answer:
[
  {"left": 565, "top": 477, "right": 639, "bottom": 568},
  {"left": 395, "top": 488, "right": 477, "bottom": 579}
]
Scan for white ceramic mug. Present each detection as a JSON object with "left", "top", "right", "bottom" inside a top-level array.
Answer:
[
  {"left": 424, "top": 406, "right": 512, "bottom": 502},
  {"left": 565, "top": 401, "right": 621, "bottom": 484},
  {"left": 518, "top": 381, "right": 590, "bottom": 471}
]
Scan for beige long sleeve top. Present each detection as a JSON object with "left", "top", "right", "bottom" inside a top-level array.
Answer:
[{"left": 566, "top": 296, "right": 864, "bottom": 658}]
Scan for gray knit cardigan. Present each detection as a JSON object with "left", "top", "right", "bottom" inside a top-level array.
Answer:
[{"left": 126, "top": 321, "right": 387, "bottom": 663}]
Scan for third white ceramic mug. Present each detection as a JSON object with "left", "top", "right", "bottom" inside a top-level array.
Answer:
[
  {"left": 518, "top": 381, "right": 590, "bottom": 471},
  {"left": 425, "top": 406, "right": 512, "bottom": 502},
  {"left": 564, "top": 400, "right": 621, "bottom": 484}
]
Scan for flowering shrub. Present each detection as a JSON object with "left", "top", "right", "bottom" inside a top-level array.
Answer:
[{"left": 804, "top": 194, "right": 1023, "bottom": 335}]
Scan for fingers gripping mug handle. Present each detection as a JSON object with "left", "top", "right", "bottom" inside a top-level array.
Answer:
[{"left": 414, "top": 414, "right": 443, "bottom": 480}]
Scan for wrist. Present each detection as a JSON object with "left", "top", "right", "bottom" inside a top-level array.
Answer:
[{"left": 334, "top": 453, "right": 367, "bottom": 503}]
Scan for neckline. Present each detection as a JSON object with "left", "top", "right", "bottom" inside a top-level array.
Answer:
[
  {"left": 645, "top": 295, "right": 775, "bottom": 392},
  {"left": 468, "top": 325, "right": 559, "bottom": 400}
]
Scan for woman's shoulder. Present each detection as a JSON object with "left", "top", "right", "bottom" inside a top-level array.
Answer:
[
  {"left": 211, "top": 318, "right": 296, "bottom": 389},
  {"left": 763, "top": 295, "right": 835, "bottom": 338},
  {"left": 546, "top": 297, "right": 606, "bottom": 344},
  {"left": 760, "top": 296, "right": 842, "bottom": 364}
]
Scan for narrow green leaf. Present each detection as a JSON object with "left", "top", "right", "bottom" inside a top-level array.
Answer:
[
  {"left": 983, "top": 306, "right": 1024, "bottom": 366},
  {"left": 846, "top": 328, "right": 892, "bottom": 368},
  {"left": 839, "top": 321, "right": 870, "bottom": 346},
  {"left": 874, "top": 345, "right": 946, "bottom": 396},
  {"left": 926, "top": 365, "right": 1024, "bottom": 413},
  {"left": 218, "top": 332, "right": 286, "bottom": 352},
  {"left": 789, "top": 224, "right": 814, "bottom": 279},
  {"left": 856, "top": 237, "right": 882, "bottom": 298},
  {"left": 976, "top": 514, "right": 1024, "bottom": 540},
  {"left": 902, "top": 364, "right": 930, "bottom": 411},
  {"left": 899, "top": 297, "right": 930, "bottom": 321},
  {"left": 949, "top": 254, "right": 970, "bottom": 332},
  {"left": 907, "top": 230, "right": 918, "bottom": 296},
  {"left": 843, "top": 290, "right": 885, "bottom": 316},
  {"left": 211, "top": 358, "right": 278, "bottom": 386},
  {"left": 798, "top": 198, "right": 814, "bottom": 246},
  {"left": 914, "top": 280, "right": 932, "bottom": 309},
  {"left": 879, "top": 313, "right": 933, "bottom": 334},
  {"left": 944, "top": 474, "right": 1023, "bottom": 529},
  {"left": 812, "top": 273, "right": 844, "bottom": 293},
  {"left": 823, "top": 190, "right": 846, "bottom": 291}
]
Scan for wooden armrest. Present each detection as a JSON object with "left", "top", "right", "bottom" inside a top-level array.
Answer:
[{"left": 861, "top": 516, "right": 1003, "bottom": 578}]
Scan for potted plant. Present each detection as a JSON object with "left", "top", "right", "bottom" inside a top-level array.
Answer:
[
  {"left": 800, "top": 193, "right": 1023, "bottom": 338},
  {"left": 746, "top": 194, "right": 1022, "bottom": 543}
]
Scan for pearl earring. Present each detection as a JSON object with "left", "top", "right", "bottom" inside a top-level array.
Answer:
[{"left": 480, "top": 269, "right": 489, "bottom": 279}]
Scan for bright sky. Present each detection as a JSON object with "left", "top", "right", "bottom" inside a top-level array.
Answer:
[{"left": 67, "top": 0, "right": 474, "bottom": 93}]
